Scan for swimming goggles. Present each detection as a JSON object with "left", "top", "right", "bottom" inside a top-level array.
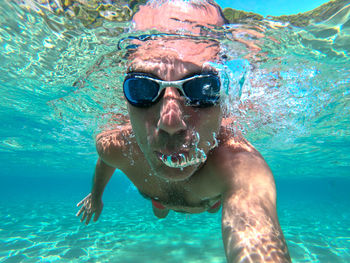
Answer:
[{"left": 123, "top": 73, "right": 221, "bottom": 108}]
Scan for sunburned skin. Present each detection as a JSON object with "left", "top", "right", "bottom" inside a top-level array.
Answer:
[
  {"left": 133, "top": 0, "right": 226, "bottom": 34},
  {"left": 76, "top": 1, "right": 291, "bottom": 262}
]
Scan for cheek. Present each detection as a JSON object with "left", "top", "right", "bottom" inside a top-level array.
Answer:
[
  {"left": 128, "top": 106, "right": 158, "bottom": 144},
  {"left": 128, "top": 107, "right": 147, "bottom": 141},
  {"left": 199, "top": 108, "right": 222, "bottom": 140},
  {"left": 192, "top": 107, "right": 222, "bottom": 130},
  {"left": 189, "top": 107, "right": 222, "bottom": 145}
]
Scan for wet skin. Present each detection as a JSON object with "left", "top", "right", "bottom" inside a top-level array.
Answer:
[{"left": 76, "top": 1, "right": 291, "bottom": 262}]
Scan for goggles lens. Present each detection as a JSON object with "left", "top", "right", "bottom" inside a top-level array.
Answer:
[
  {"left": 182, "top": 75, "right": 220, "bottom": 107},
  {"left": 123, "top": 77, "right": 160, "bottom": 107},
  {"left": 123, "top": 73, "right": 220, "bottom": 108}
]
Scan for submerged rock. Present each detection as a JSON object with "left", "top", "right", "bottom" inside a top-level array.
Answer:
[
  {"left": 223, "top": 0, "right": 349, "bottom": 27},
  {"left": 17, "top": 0, "right": 148, "bottom": 28},
  {"left": 269, "top": 0, "right": 350, "bottom": 27},
  {"left": 223, "top": 8, "right": 263, "bottom": 24}
]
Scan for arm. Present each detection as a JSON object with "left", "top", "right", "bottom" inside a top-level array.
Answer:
[
  {"left": 91, "top": 157, "right": 116, "bottom": 201},
  {"left": 77, "top": 158, "right": 116, "bottom": 225},
  {"left": 221, "top": 151, "right": 291, "bottom": 263},
  {"left": 76, "top": 126, "right": 131, "bottom": 224}
]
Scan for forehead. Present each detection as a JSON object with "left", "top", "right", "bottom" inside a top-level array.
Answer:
[{"left": 127, "top": 38, "right": 221, "bottom": 78}]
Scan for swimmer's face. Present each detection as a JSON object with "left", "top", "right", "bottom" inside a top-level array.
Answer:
[
  {"left": 126, "top": 1, "right": 224, "bottom": 181},
  {"left": 126, "top": 38, "right": 222, "bottom": 181}
]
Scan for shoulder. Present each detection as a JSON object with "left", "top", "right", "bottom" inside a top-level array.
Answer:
[
  {"left": 95, "top": 124, "right": 138, "bottom": 167},
  {"left": 215, "top": 126, "right": 263, "bottom": 164},
  {"left": 213, "top": 126, "right": 275, "bottom": 195}
]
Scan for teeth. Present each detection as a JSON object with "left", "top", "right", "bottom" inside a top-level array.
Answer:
[{"left": 160, "top": 151, "right": 207, "bottom": 168}]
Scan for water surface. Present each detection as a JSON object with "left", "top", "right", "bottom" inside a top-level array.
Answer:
[{"left": 0, "top": 0, "right": 349, "bottom": 262}]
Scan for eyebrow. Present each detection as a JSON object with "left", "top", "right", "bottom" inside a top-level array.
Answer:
[
  {"left": 126, "top": 59, "right": 219, "bottom": 74},
  {"left": 125, "top": 69, "right": 219, "bottom": 81},
  {"left": 180, "top": 69, "right": 218, "bottom": 80},
  {"left": 125, "top": 69, "right": 160, "bottom": 79}
]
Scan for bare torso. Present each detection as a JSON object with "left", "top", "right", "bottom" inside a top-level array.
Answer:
[
  {"left": 79, "top": 122, "right": 291, "bottom": 262},
  {"left": 96, "top": 124, "right": 250, "bottom": 214}
]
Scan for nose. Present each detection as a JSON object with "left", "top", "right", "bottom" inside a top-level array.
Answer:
[{"left": 157, "top": 87, "right": 187, "bottom": 136}]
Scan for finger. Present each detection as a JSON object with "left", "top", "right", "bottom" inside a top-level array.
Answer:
[
  {"left": 77, "top": 199, "right": 85, "bottom": 207},
  {"left": 76, "top": 206, "right": 85, "bottom": 217},
  {"left": 85, "top": 213, "right": 93, "bottom": 225},
  {"left": 77, "top": 193, "right": 91, "bottom": 207},
  {"left": 93, "top": 210, "right": 101, "bottom": 222},
  {"left": 81, "top": 210, "right": 87, "bottom": 222}
]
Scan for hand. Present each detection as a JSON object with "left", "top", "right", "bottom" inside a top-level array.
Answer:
[{"left": 76, "top": 193, "right": 103, "bottom": 225}]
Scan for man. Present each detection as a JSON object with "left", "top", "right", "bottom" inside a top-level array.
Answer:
[{"left": 77, "top": 0, "right": 291, "bottom": 262}]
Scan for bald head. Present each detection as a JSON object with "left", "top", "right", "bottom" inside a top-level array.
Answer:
[{"left": 132, "top": 0, "right": 226, "bottom": 34}]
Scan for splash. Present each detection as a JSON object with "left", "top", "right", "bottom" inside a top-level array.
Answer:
[{"left": 159, "top": 130, "right": 211, "bottom": 169}]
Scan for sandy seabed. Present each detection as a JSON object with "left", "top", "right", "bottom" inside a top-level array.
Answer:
[{"left": 1, "top": 197, "right": 349, "bottom": 262}]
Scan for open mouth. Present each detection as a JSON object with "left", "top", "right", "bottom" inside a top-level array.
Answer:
[{"left": 156, "top": 150, "right": 207, "bottom": 169}]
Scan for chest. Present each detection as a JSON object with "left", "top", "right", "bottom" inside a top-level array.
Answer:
[{"left": 122, "top": 155, "right": 223, "bottom": 212}]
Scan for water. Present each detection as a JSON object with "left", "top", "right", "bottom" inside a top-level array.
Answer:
[
  {"left": 1, "top": 0, "right": 349, "bottom": 262},
  {"left": 219, "top": 0, "right": 331, "bottom": 16}
]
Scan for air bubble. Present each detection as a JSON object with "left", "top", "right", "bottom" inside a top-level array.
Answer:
[{"left": 211, "top": 132, "right": 218, "bottom": 149}]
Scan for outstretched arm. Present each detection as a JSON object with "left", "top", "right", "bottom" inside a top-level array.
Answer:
[
  {"left": 220, "top": 150, "right": 291, "bottom": 263},
  {"left": 77, "top": 158, "right": 116, "bottom": 225},
  {"left": 91, "top": 157, "right": 116, "bottom": 201},
  {"left": 77, "top": 126, "right": 132, "bottom": 224}
]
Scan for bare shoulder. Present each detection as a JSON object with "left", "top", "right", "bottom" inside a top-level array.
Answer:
[
  {"left": 95, "top": 124, "right": 137, "bottom": 167},
  {"left": 215, "top": 126, "right": 276, "bottom": 198}
]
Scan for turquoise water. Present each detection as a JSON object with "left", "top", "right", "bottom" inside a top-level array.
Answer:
[
  {"left": 1, "top": 177, "right": 350, "bottom": 262},
  {"left": 218, "top": 0, "right": 330, "bottom": 16},
  {"left": 1, "top": 0, "right": 350, "bottom": 262}
]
